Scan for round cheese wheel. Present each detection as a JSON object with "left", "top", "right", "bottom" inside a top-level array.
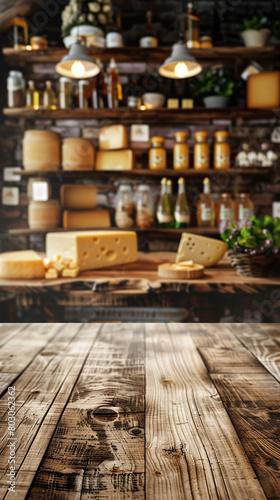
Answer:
[
  {"left": 62, "top": 138, "right": 95, "bottom": 171},
  {"left": 28, "top": 200, "right": 61, "bottom": 229},
  {"left": 23, "top": 130, "right": 61, "bottom": 171}
]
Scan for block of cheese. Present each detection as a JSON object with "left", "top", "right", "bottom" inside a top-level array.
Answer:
[
  {"left": 23, "top": 130, "right": 61, "bottom": 171},
  {"left": 176, "top": 233, "right": 228, "bottom": 268},
  {"left": 62, "top": 138, "right": 95, "bottom": 171},
  {"left": 247, "top": 72, "right": 280, "bottom": 108},
  {"left": 0, "top": 250, "right": 45, "bottom": 279},
  {"left": 63, "top": 209, "right": 111, "bottom": 229},
  {"left": 96, "top": 150, "right": 134, "bottom": 171},
  {"left": 61, "top": 184, "right": 97, "bottom": 209},
  {"left": 46, "top": 230, "right": 138, "bottom": 271},
  {"left": 99, "top": 124, "right": 129, "bottom": 150}
]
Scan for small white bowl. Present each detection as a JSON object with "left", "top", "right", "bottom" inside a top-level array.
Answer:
[{"left": 143, "top": 93, "right": 165, "bottom": 109}]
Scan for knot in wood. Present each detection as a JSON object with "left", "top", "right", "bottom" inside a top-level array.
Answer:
[{"left": 92, "top": 406, "right": 119, "bottom": 422}]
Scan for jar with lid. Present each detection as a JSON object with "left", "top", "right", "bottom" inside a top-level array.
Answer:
[
  {"left": 136, "top": 185, "right": 154, "bottom": 228},
  {"left": 200, "top": 36, "right": 213, "bottom": 48},
  {"left": 115, "top": 185, "right": 135, "bottom": 229},
  {"left": 235, "top": 193, "right": 254, "bottom": 221},
  {"left": 173, "top": 131, "right": 189, "bottom": 170},
  {"left": 214, "top": 131, "right": 231, "bottom": 170},
  {"left": 235, "top": 142, "right": 256, "bottom": 168},
  {"left": 7, "top": 71, "right": 25, "bottom": 108},
  {"left": 78, "top": 80, "right": 90, "bottom": 109},
  {"left": 257, "top": 142, "right": 278, "bottom": 168},
  {"left": 216, "top": 193, "right": 235, "bottom": 224},
  {"left": 149, "top": 137, "right": 167, "bottom": 170},
  {"left": 194, "top": 131, "right": 210, "bottom": 170}
]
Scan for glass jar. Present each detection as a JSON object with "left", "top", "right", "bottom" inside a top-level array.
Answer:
[
  {"left": 59, "top": 77, "right": 73, "bottom": 109},
  {"left": 200, "top": 36, "right": 213, "bottom": 48},
  {"left": 173, "top": 131, "right": 189, "bottom": 170},
  {"left": 235, "top": 193, "right": 254, "bottom": 221},
  {"left": 115, "top": 185, "right": 135, "bottom": 229},
  {"left": 149, "top": 137, "right": 166, "bottom": 170},
  {"left": 7, "top": 71, "right": 25, "bottom": 108},
  {"left": 257, "top": 142, "right": 278, "bottom": 168},
  {"left": 136, "top": 185, "right": 154, "bottom": 228},
  {"left": 194, "top": 131, "right": 210, "bottom": 170},
  {"left": 214, "top": 131, "right": 230, "bottom": 170},
  {"left": 216, "top": 193, "right": 235, "bottom": 223}
]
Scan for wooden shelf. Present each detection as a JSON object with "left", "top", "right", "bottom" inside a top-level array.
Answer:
[
  {"left": 3, "top": 107, "right": 280, "bottom": 122},
  {"left": 8, "top": 226, "right": 219, "bottom": 236},
  {"left": 3, "top": 46, "right": 278, "bottom": 65}
]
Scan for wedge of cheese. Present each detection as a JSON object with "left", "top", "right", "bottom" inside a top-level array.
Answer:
[
  {"left": 176, "top": 233, "right": 227, "bottom": 268},
  {"left": 46, "top": 230, "right": 138, "bottom": 271},
  {"left": 0, "top": 250, "right": 45, "bottom": 279},
  {"left": 99, "top": 124, "right": 129, "bottom": 150}
]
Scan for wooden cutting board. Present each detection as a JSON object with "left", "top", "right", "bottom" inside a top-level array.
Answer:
[{"left": 158, "top": 262, "right": 205, "bottom": 279}]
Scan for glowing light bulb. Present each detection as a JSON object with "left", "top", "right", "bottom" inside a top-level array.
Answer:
[
  {"left": 174, "top": 62, "right": 189, "bottom": 78},
  {"left": 71, "top": 61, "right": 85, "bottom": 78}
]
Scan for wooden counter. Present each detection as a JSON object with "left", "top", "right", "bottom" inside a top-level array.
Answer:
[
  {"left": 0, "top": 323, "right": 279, "bottom": 499},
  {"left": 0, "top": 253, "right": 280, "bottom": 322}
]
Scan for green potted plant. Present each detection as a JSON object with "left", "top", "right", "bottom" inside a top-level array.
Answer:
[
  {"left": 190, "top": 68, "right": 239, "bottom": 108},
  {"left": 240, "top": 15, "right": 280, "bottom": 47},
  {"left": 220, "top": 216, "right": 280, "bottom": 277}
]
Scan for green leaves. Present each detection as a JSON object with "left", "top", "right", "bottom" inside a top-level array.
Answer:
[
  {"left": 220, "top": 216, "right": 280, "bottom": 254},
  {"left": 190, "top": 69, "right": 239, "bottom": 98},
  {"left": 240, "top": 15, "right": 280, "bottom": 36}
]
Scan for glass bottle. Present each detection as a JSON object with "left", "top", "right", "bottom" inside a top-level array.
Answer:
[
  {"left": 136, "top": 185, "right": 155, "bottom": 228},
  {"left": 174, "top": 177, "right": 190, "bottom": 228},
  {"left": 59, "top": 77, "right": 73, "bottom": 109},
  {"left": 96, "top": 59, "right": 107, "bottom": 108},
  {"left": 173, "top": 131, "right": 189, "bottom": 170},
  {"left": 149, "top": 137, "right": 166, "bottom": 170},
  {"left": 13, "top": 18, "right": 28, "bottom": 49},
  {"left": 43, "top": 81, "right": 56, "bottom": 110},
  {"left": 139, "top": 11, "right": 158, "bottom": 48},
  {"left": 156, "top": 177, "right": 175, "bottom": 228},
  {"left": 235, "top": 193, "right": 254, "bottom": 221},
  {"left": 115, "top": 185, "right": 135, "bottom": 229},
  {"left": 107, "top": 58, "right": 122, "bottom": 109},
  {"left": 194, "top": 131, "right": 210, "bottom": 170},
  {"left": 106, "top": 12, "right": 124, "bottom": 48},
  {"left": 216, "top": 193, "right": 235, "bottom": 224},
  {"left": 166, "top": 179, "right": 174, "bottom": 213},
  {"left": 26, "top": 80, "right": 39, "bottom": 109},
  {"left": 78, "top": 80, "right": 90, "bottom": 109},
  {"left": 214, "top": 131, "right": 231, "bottom": 170},
  {"left": 186, "top": 3, "right": 200, "bottom": 48},
  {"left": 197, "top": 177, "right": 215, "bottom": 227}
]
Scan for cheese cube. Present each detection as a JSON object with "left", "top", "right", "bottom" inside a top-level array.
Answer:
[
  {"left": 176, "top": 233, "right": 227, "bottom": 268},
  {"left": 96, "top": 150, "right": 134, "bottom": 171},
  {"left": 0, "top": 251, "right": 45, "bottom": 279},
  {"left": 46, "top": 230, "right": 138, "bottom": 271},
  {"left": 63, "top": 209, "right": 111, "bottom": 229},
  {"left": 99, "top": 124, "right": 129, "bottom": 150},
  {"left": 62, "top": 267, "right": 80, "bottom": 278},
  {"left": 45, "top": 268, "right": 59, "bottom": 279},
  {"left": 60, "top": 184, "right": 97, "bottom": 210},
  {"left": 247, "top": 72, "right": 280, "bottom": 108}
]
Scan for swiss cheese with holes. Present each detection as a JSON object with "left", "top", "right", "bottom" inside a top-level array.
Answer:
[
  {"left": 46, "top": 230, "right": 138, "bottom": 271},
  {"left": 176, "top": 233, "right": 227, "bottom": 267}
]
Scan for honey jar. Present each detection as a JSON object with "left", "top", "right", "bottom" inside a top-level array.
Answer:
[
  {"left": 194, "top": 131, "right": 210, "bottom": 170},
  {"left": 173, "top": 131, "right": 189, "bottom": 170},
  {"left": 214, "top": 131, "right": 230, "bottom": 170},
  {"left": 149, "top": 137, "right": 166, "bottom": 170}
]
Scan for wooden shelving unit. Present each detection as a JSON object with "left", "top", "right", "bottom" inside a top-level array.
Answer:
[{"left": 8, "top": 226, "right": 219, "bottom": 236}]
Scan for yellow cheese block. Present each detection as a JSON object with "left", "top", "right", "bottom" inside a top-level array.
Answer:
[
  {"left": 62, "top": 138, "right": 95, "bottom": 171},
  {"left": 176, "top": 233, "right": 228, "bottom": 268},
  {"left": 0, "top": 250, "right": 45, "bottom": 279},
  {"left": 23, "top": 130, "right": 61, "bottom": 171},
  {"left": 63, "top": 209, "right": 111, "bottom": 229},
  {"left": 61, "top": 184, "right": 97, "bottom": 209},
  {"left": 247, "top": 71, "right": 280, "bottom": 108},
  {"left": 46, "top": 230, "right": 138, "bottom": 271},
  {"left": 99, "top": 124, "right": 129, "bottom": 150},
  {"left": 96, "top": 150, "right": 134, "bottom": 171}
]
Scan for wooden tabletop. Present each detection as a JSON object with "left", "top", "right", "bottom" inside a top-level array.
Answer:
[{"left": 0, "top": 323, "right": 280, "bottom": 499}]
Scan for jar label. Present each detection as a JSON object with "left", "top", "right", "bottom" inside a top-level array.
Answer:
[
  {"left": 140, "top": 36, "right": 158, "bottom": 48},
  {"left": 215, "top": 153, "right": 230, "bottom": 168},
  {"left": 174, "top": 152, "right": 188, "bottom": 168},
  {"left": 201, "top": 206, "right": 215, "bottom": 221},
  {"left": 150, "top": 152, "right": 165, "bottom": 168},
  {"left": 157, "top": 211, "right": 174, "bottom": 223},
  {"left": 196, "top": 154, "right": 209, "bottom": 167},
  {"left": 219, "top": 206, "right": 234, "bottom": 221},
  {"left": 238, "top": 206, "right": 253, "bottom": 220},
  {"left": 175, "top": 211, "right": 190, "bottom": 223},
  {"left": 106, "top": 33, "right": 124, "bottom": 48}
]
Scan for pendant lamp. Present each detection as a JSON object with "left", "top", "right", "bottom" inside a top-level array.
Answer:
[
  {"left": 159, "top": 39, "right": 202, "bottom": 79},
  {"left": 56, "top": 40, "right": 100, "bottom": 79}
]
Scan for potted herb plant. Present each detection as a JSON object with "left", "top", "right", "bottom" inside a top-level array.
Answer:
[
  {"left": 220, "top": 216, "right": 280, "bottom": 277},
  {"left": 240, "top": 15, "right": 280, "bottom": 47},
  {"left": 190, "top": 68, "right": 239, "bottom": 108}
]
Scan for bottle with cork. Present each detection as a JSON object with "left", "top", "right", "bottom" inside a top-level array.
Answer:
[
  {"left": 197, "top": 177, "right": 215, "bottom": 227},
  {"left": 174, "top": 177, "right": 190, "bottom": 228},
  {"left": 156, "top": 177, "right": 175, "bottom": 228},
  {"left": 26, "top": 80, "right": 39, "bottom": 109},
  {"left": 107, "top": 58, "right": 123, "bottom": 109}
]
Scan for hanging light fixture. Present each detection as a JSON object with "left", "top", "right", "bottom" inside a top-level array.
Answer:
[
  {"left": 56, "top": 40, "right": 100, "bottom": 79},
  {"left": 159, "top": 39, "right": 202, "bottom": 79}
]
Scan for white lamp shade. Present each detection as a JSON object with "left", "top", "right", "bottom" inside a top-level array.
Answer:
[
  {"left": 159, "top": 42, "right": 202, "bottom": 79},
  {"left": 56, "top": 42, "right": 100, "bottom": 79}
]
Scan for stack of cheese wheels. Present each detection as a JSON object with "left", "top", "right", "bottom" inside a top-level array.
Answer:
[
  {"left": 62, "top": 138, "right": 95, "bottom": 170},
  {"left": 61, "top": 184, "right": 111, "bottom": 229},
  {"left": 23, "top": 130, "right": 61, "bottom": 171},
  {"left": 28, "top": 200, "right": 61, "bottom": 230}
]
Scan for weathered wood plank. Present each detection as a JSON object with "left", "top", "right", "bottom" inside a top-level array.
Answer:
[
  {"left": 28, "top": 323, "right": 145, "bottom": 500},
  {"left": 146, "top": 323, "right": 266, "bottom": 500}
]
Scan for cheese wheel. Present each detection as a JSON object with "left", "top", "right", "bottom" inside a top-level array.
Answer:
[
  {"left": 61, "top": 184, "right": 97, "bottom": 209},
  {"left": 99, "top": 124, "right": 129, "bottom": 150},
  {"left": 28, "top": 200, "right": 61, "bottom": 229},
  {"left": 62, "top": 138, "right": 95, "bottom": 171},
  {"left": 63, "top": 209, "right": 111, "bottom": 229},
  {"left": 0, "top": 250, "right": 45, "bottom": 279},
  {"left": 23, "top": 130, "right": 61, "bottom": 171},
  {"left": 96, "top": 150, "right": 134, "bottom": 171}
]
